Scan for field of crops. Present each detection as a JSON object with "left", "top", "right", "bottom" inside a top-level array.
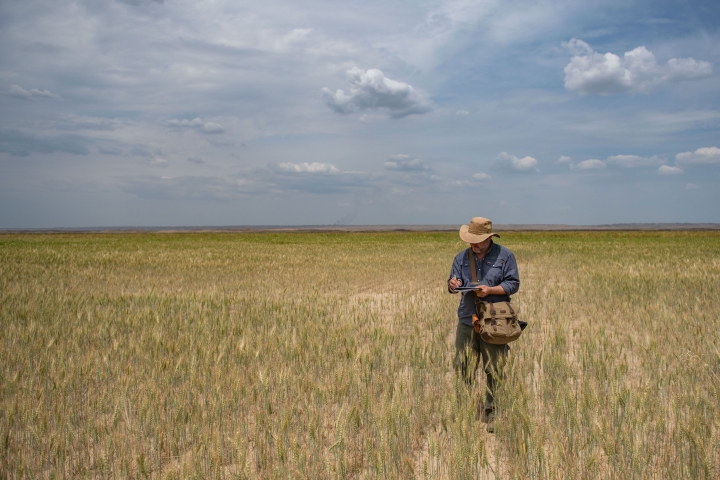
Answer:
[{"left": 1, "top": 230, "right": 719, "bottom": 479}]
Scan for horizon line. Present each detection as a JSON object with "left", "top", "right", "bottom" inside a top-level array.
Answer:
[{"left": 2, "top": 222, "right": 720, "bottom": 233}]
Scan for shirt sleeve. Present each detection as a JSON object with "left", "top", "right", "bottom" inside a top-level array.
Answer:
[
  {"left": 447, "top": 252, "right": 464, "bottom": 293},
  {"left": 499, "top": 252, "right": 520, "bottom": 296}
]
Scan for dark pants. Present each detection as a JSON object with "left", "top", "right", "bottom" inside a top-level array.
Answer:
[{"left": 454, "top": 322, "right": 509, "bottom": 413}]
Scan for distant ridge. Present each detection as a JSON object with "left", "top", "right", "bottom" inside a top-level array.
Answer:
[{"left": 2, "top": 223, "right": 720, "bottom": 233}]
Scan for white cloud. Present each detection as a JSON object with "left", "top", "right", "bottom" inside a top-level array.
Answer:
[
  {"left": 607, "top": 154, "right": 666, "bottom": 167},
  {"left": 557, "top": 155, "right": 572, "bottom": 164},
  {"left": 456, "top": 110, "right": 470, "bottom": 115},
  {"left": 145, "top": 157, "right": 168, "bottom": 167},
  {"left": 658, "top": 165, "right": 684, "bottom": 175},
  {"left": 563, "top": 39, "right": 712, "bottom": 95},
  {"left": 274, "top": 28, "right": 313, "bottom": 50},
  {"left": 266, "top": 163, "right": 373, "bottom": 194},
  {"left": 472, "top": 172, "right": 490, "bottom": 181},
  {"left": 277, "top": 162, "right": 339, "bottom": 174},
  {"left": 7, "top": 84, "right": 62, "bottom": 100},
  {"left": 168, "top": 118, "right": 225, "bottom": 134},
  {"left": 675, "top": 147, "right": 720, "bottom": 166},
  {"left": 686, "top": 183, "right": 700, "bottom": 190},
  {"left": 322, "top": 67, "right": 432, "bottom": 119},
  {"left": 384, "top": 154, "right": 430, "bottom": 172},
  {"left": 575, "top": 159, "right": 606, "bottom": 170},
  {"left": 494, "top": 152, "right": 539, "bottom": 173}
]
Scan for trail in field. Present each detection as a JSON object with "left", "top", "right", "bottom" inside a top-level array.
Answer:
[{"left": 431, "top": 328, "right": 498, "bottom": 479}]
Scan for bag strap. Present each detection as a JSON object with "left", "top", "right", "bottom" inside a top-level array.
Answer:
[
  {"left": 468, "top": 248, "right": 483, "bottom": 311},
  {"left": 468, "top": 247, "right": 478, "bottom": 284}
]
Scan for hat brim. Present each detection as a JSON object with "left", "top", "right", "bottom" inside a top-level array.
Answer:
[{"left": 459, "top": 225, "right": 499, "bottom": 244}]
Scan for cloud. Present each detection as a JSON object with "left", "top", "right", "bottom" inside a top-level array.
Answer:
[
  {"left": 456, "top": 110, "right": 469, "bottom": 115},
  {"left": 116, "top": 0, "right": 164, "bottom": 5},
  {"left": 276, "top": 162, "right": 339, "bottom": 174},
  {"left": 0, "top": 129, "right": 89, "bottom": 156},
  {"left": 384, "top": 154, "right": 430, "bottom": 172},
  {"left": 268, "top": 163, "right": 373, "bottom": 193},
  {"left": 607, "top": 154, "right": 666, "bottom": 167},
  {"left": 658, "top": 165, "right": 684, "bottom": 175},
  {"left": 187, "top": 156, "right": 205, "bottom": 164},
  {"left": 55, "top": 116, "right": 117, "bottom": 131},
  {"left": 557, "top": 156, "right": 573, "bottom": 164},
  {"left": 145, "top": 157, "right": 168, "bottom": 167},
  {"left": 99, "top": 146, "right": 123, "bottom": 155},
  {"left": 575, "top": 159, "right": 606, "bottom": 170},
  {"left": 322, "top": 67, "right": 432, "bottom": 119},
  {"left": 119, "top": 175, "right": 249, "bottom": 201},
  {"left": 130, "top": 145, "right": 156, "bottom": 158},
  {"left": 675, "top": 147, "right": 720, "bottom": 166},
  {"left": 472, "top": 172, "right": 490, "bottom": 181},
  {"left": 168, "top": 118, "right": 225, "bottom": 134},
  {"left": 563, "top": 39, "right": 712, "bottom": 95},
  {"left": 493, "top": 152, "right": 539, "bottom": 173},
  {"left": 686, "top": 183, "right": 700, "bottom": 190},
  {"left": 7, "top": 84, "right": 62, "bottom": 100}
]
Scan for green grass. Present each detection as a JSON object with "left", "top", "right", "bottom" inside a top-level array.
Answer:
[{"left": 1, "top": 231, "right": 718, "bottom": 478}]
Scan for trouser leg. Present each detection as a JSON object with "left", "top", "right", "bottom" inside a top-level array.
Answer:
[
  {"left": 480, "top": 341, "right": 509, "bottom": 413},
  {"left": 453, "top": 322, "right": 480, "bottom": 385},
  {"left": 454, "top": 322, "right": 510, "bottom": 414}
]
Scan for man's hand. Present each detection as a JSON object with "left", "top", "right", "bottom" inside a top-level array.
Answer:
[
  {"left": 448, "top": 277, "right": 462, "bottom": 293},
  {"left": 474, "top": 285, "right": 505, "bottom": 298}
]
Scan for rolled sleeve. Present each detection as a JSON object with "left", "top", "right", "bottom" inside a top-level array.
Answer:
[
  {"left": 447, "top": 254, "right": 464, "bottom": 293},
  {"left": 499, "top": 253, "right": 520, "bottom": 296}
]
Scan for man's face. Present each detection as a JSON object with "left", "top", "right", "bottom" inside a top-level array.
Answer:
[{"left": 470, "top": 238, "right": 492, "bottom": 255}]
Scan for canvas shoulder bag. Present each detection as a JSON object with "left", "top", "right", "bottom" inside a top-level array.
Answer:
[{"left": 468, "top": 248, "right": 523, "bottom": 345}]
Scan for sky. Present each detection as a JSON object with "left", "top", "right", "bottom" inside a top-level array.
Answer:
[{"left": 1, "top": 0, "right": 719, "bottom": 228}]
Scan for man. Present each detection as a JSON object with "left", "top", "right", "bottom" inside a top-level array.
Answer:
[{"left": 447, "top": 216, "right": 520, "bottom": 433}]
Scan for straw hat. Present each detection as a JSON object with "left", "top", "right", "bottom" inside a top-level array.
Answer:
[{"left": 459, "top": 217, "right": 499, "bottom": 244}]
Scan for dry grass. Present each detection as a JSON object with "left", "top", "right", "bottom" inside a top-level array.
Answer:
[{"left": 0, "top": 231, "right": 718, "bottom": 479}]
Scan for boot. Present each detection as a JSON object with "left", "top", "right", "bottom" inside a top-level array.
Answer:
[{"left": 483, "top": 409, "right": 495, "bottom": 433}]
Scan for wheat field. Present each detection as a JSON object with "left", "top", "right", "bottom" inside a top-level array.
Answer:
[{"left": 1, "top": 230, "right": 718, "bottom": 479}]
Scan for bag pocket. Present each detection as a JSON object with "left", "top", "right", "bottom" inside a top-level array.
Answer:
[{"left": 472, "top": 301, "right": 523, "bottom": 345}]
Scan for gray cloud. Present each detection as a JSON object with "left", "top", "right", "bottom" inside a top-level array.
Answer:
[
  {"left": 384, "top": 154, "right": 430, "bottom": 172},
  {"left": 116, "top": 0, "right": 164, "bottom": 5},
  {"left": 99, "top": 146, "right": 124, "bottom": 155},
  {"left": 322, "top": 68, "right": 432, "bottom": 119},
  {"left": 168, "top": 118, "right": 225, "bottom": 134},
  {"left": 7, "top": 85, "right": 62, "bottom": 100},
  {"left": 119, "top": 163, "right": 376, "bottom": 200},
  {"left": 187, "top": 156, "right": 205, "bottom": 164},
  {"left": 0, "top": 129, "right": 89, "bottom": 157},
  {"left": 144, "top": 157, "right": 168, "bottom": 168},
  {"left": 563, "top": 39, "right": 712, "bottom": 95},
  {"left": 130, "top": 145, "right": 157, "bottom": 158},
  {"left": 119, "top": 175, "right": 245, "bottom": 201}
]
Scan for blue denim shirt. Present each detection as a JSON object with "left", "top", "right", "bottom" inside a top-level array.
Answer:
[{"left": 447, "top": 242, "right": 520, "bottom": 326}]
